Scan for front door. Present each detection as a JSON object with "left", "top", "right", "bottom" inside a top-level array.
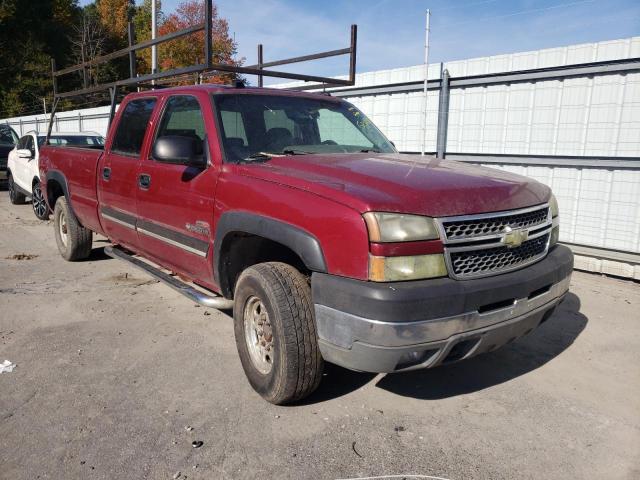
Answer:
[
  {"left": 135, "top": 94, "right": 219, "bottom": 284},
  {"left": 97, "top": 97, "right": 158, "bottom": 251}
]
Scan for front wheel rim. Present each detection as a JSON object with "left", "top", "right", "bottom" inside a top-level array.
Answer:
[
  {"left": 243, "top": 295, "right": 274, "bottom": 375},
  {"left": 58, "top": 210, "right": 68, "bottom": 247},
  {"left": 33, "top": 184, "right": 47, "bottom": 217}
]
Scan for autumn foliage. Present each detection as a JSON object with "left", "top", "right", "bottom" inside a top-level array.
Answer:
[{"left": 158, "top": 0, "right": 242, "bottom": 84}]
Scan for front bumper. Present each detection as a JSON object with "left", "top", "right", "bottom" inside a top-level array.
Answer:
[{"left": 312, "top": 245, "right": 573, "bottom": 373}]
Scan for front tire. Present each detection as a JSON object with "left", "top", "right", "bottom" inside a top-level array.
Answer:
[
  {"left": 31, "top": 180, "right": 49, "bottom": 220},
  {"left": 8, "top": 173, "right": 26, "bottom": 205},
  {"left": 233, "top": 262, "right": 323, "bottom": 404},
  {"left": 53, "top": 196, "right": 92, "bottom": 261}
]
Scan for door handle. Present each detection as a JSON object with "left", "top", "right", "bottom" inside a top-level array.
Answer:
[
  {"left": 138, "top": 174, "right": 151, "bottom": 190},
  {"left": 102, "top": 167, "right": 111, "bottom": 181}
]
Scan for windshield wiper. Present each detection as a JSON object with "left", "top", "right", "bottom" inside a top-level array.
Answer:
[
  {"left": 282, "top": 149, "right": 313, "bottom": 155},
  {"left": 239, "top": 152, "right": 282, "bottom": 163},
  {"left": 359, "top": 148, "right": 381, "bottom": 153}
]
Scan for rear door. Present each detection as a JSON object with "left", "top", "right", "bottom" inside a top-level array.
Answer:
[
  {"left": 98, "top": 97, "right": 157, "bottom": 251},
  {"left": 15, "top": 135, "right": 35, "bottom": 191},
  {"left": 135, "top": 93, "right": 218, "bottom": 283}
]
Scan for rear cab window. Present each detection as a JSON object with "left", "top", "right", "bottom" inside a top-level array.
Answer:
[{"left": 111, "top": 98, "right": 157, "bottom": 157}]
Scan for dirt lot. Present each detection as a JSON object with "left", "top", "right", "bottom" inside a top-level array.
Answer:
[{"left": 0, "top": 194, "right": 638, "bottom": 480}]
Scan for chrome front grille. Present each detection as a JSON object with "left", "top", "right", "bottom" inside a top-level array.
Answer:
[
  {"left": 442, "top": 208, "right": 549, "bottom": 241},
  {"left": 449, "top": 233, "right": 549, "bottom": 278},
  {"left": 437, "top": 204, "right": 552, "bottom": 280}
]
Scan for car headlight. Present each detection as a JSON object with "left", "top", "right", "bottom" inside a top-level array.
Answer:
[
  {"left": 549, "top": 193, "right": 559, "bottom": 218},
  {"left": 369, "top": 253, "right": 447, "bottom": 282},
  {"left": 363, "top": 212, "right": 440, "bottom": 243}
]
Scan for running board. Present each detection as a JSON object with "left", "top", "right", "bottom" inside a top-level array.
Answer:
[{"left": 104, "top": 246, "right": 234, "bottom": 310}]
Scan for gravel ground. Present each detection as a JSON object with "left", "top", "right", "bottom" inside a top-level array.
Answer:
[{"left": 0, "top": 193, "right": 638, "bottom": 480}]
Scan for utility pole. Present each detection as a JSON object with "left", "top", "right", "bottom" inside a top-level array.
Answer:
[
  {"left": 421, "top": 9, "right": 431, "bottom": 156},
  {"left": 42, "top": 98, "right": 46, "bottom": 115},
  {"left": 151, "top": 0, "right": 158, "bottom": 84}
]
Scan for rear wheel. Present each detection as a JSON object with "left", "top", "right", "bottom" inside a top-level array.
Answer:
[
  {"left": 31, "top": 180, "right": 49, "bottom": 220},
  {"left": 53, "top": 196, "right": 92, "bottom": 261},
  {"left": 8, "top": 173, "right": 26, "bottom": 205},
  {"left": 233, "top": 262, "right": 323, "bottom": 404}
]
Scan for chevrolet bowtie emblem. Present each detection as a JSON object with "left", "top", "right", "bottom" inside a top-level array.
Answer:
[{"left": 501, "top": 226, "right": 529, "bottom": 248}]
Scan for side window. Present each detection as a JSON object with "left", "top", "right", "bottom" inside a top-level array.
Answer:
[
  {"left": 111, "top": 98, "right": 157, "bottom": 156},
  {"left": 0, "top": 125, "right": 17, "bottom": 146},
  {"left": 155, "top": 95, "right": 206, "bottom": 161},
  {"left": 317, "top": 108, "right": 373, "bottom": 148},
  {"left": 17, "top": 135, "right": 29, "bottom": 150},
  {"left": 24, "top": 136, "right": 35, "bottom": 156}
]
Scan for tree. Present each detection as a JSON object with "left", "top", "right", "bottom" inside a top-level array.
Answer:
[
  {"left": 0, "top": 0, "right": 81, "bottom": 117},
  {"left": 158, "top": 0, "right": 242, "bottom": 84},
  {"left": 71, "top": 7, "right": 107, "bottom": 86},
  {"left": 96, "top": 0, "right": 134, "bottom": 40}
]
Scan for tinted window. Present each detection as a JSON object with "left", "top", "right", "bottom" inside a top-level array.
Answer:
[
  {"left": 111, "top": 98, "right": 156, "bottom": 156},
  {"left": 17, "top": 135, "right": 30, "bottom": 150},
  {"left": 24, "top": 136, "right": 34, "bottom": 155},
  {"left": 0, "top": 125, "right": 18, "bottom": 146},
  {"left": 154, "top": 96, "right": 206, "bottom": 162}
]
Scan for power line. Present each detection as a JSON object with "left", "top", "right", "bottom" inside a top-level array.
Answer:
[
  {"left": 443, "top": 0, "right": 597, "bottom": 27},
  {"left": 438, "top": 0, "right": 503, "bottom": 13}
]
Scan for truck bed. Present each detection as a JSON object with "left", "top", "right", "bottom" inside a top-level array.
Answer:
[{"left": 39, "top": 145, "right": 105, "bottom": 235}]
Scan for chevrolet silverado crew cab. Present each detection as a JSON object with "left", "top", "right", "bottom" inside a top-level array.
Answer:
[
  {"left": 39, "top": 85, "right": 573, "bottom": 404},
  {"left": 7, "top": 131, "right": 104, "bottom": 219}
]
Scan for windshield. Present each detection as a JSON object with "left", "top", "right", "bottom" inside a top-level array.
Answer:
[
  {"left": 37, "top": 135, "right": 105, "bottom": 147},
  {"left": 212, "top": 94, "right": 396, "bottom": 163},
  {"left": 0, "top": 125, "right": 18, "bottom": 146}
]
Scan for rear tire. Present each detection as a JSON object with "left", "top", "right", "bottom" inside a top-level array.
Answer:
[
  {"left": 53, "top": 196, "right": 92, "bottom": 261},
  {"left": 31, "top": 180, "right": 49, "bottom": 220},
  {"left": 8, "top": 172, "right": 26, "bottom": 205},
  {"left": 233, "top": 262, "right": 323, "bottom": 404}
]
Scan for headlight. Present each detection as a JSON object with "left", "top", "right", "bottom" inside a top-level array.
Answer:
[
  {"left": 549, "top": 193, "right": 559, "bottom": 218},
  {"left": 369, "top": 254, "right": 447, "bottom": 282},
  {"left": 363, "top": 212, "right": 439, "bottom": 243}
]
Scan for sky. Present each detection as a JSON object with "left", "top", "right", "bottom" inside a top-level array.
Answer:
[{"left": 80, "top": 0, "right": 640, "bottom": 81}]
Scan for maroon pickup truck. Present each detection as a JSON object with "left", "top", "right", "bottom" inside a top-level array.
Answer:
[{"left": 39, "top": 84, "right": 573, "bottom": 404}]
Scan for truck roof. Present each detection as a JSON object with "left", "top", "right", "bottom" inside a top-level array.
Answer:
[{"left": 124, "top": 84, "right": 341, "bottom": 103}]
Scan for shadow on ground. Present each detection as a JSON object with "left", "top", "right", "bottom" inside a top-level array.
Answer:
[
  {"left": 376, "top": 292, "right": 587, "bottom": 399},
  {"left": 304, "top": 292, "right": 587, "bottom": 404}
]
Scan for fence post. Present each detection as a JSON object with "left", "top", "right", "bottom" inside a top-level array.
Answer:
[
  {"left": 436, "top": 69, "right": 450, "bottom": 159},
  {"left": 78, "top": 111, "right": 83, "bottom": 132},
  {"left": 19, "top": 119, "right": 23, "bottom": 135}
]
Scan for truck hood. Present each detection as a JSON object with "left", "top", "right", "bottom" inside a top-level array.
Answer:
[{"left": 236, "top": 153, "right": 550, "bottom": 217}]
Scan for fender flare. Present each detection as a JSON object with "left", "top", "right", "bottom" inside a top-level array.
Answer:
[
  {"left": 214, "top": 211, "right": 328, "bottom": 288},
  {"left": 44, "top": 170, "right": 73, "bottom": 213}
]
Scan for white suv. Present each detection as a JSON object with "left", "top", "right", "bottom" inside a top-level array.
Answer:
[{"left": 7, "top": 131, "right": 104, "bottom": 220}]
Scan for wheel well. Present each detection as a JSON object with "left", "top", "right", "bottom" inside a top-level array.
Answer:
[
  {"left": 218, "top": 232, "right": 309, "bottom": 298},
  {"left": 46, "top": 179, "right": 64, "bottom": 208}
]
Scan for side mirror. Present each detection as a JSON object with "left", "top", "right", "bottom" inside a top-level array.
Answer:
[
  {"left": 16, "top": 148, "right": 32, "bottom": 159},
  {"left": 152, "top": 136, "right": 206, "bottom": 168}
]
